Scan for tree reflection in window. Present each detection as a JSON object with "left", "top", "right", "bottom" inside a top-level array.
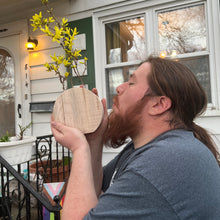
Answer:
[
  {"left": 178, "top": 56, "right": 211, "bottom": 103},
  {"left": 158, "top": 4, "right": 206, "bottom": 55},
  {"left": 157, "top": 4, "right": 211, "bottom": 104},
  {"left": 0, "top": 49, "right": 15, "bottom": 137},
  {"left": 105, "top": 17, "right": 145, "bottom": 64}
]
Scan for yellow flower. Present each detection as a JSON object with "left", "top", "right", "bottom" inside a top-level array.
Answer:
[
  {"left": 44, "top": 62, "right": 50, "bottom": 68},
  {"left": 64, "top": 72, "right": 69, "bottom": 77},
  {"left": 48, "top": 17, "right": 55, "bottom": 23},
  {"left": 41, "top": 0, "right": 48, "bottom": 5},
  {"left": 42, "top": 25, "right": 52, "bottom": 35},
  {"left": 72, "top": 27, "right": 79, "bottom": 37},
  {"left": 62, "top": 18, "right": 68, "bottom": 26},
  {"left": 73, "top": 50, "right": 82, "bottom": 57},
  {"left": 30, "top": 12, "right": 43, "bottom": 31},
  {"left": 44, "top": 62, "right": 51, "bottom": 71},
  {"left": 63, "top": 59, "right": 71, "bottom": 67},
  {"left": 50, "top": 54, "right": 58, "bottom": 63},
  {"left": 57, "top": 55, "right": 64, "bottom": 65},
  {"left": 51, "top": 64, "right": 58, "bottom": 71},
  {"left": 84, "top": 57, "right": 88, "bottom": 61},
  {"left": 65, "top": 27, "right": 71, "bottom": 36},
  {"left": 52, "top": 26, "right": 64, "bottom": 43}
]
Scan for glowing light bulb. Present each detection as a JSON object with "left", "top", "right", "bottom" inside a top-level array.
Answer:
[
  {"left": 160, "top": 51, "right": 167, "bottom": 58},
  {"left": 171, "top": 50, "right": 177, "bottom": 57}
]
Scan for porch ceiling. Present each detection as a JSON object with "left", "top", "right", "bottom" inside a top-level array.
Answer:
[{"left": 0, "top": 0, "right": 60, "bottom": 26}]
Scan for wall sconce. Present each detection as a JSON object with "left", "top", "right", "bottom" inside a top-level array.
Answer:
[{"left": 25, "top": 37, "right": 38, "bottom": 50}]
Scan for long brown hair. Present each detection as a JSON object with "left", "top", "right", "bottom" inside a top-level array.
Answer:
[{"left": 146, "top": 56, "right": 220, "bottom": 165}]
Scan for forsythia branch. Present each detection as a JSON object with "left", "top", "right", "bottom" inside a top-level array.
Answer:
[{"left": 30, "top": 0, "right": 87, "bottom": 90}]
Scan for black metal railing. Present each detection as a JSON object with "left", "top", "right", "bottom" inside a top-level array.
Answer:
[{"left": 0, "top": 134, "right": 71, "bottom": 220}]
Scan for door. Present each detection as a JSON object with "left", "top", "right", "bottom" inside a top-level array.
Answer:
[{"left": 0, "top": 34, "right": 22, "bottom": 137}]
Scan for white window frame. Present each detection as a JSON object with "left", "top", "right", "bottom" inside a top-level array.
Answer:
[{"left": 93, "top": 0, "right": 220, "bottom": 116}]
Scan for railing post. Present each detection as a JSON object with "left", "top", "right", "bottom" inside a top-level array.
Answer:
[{"left": 25, "top": 188, "right": 31, "bottom": 220}]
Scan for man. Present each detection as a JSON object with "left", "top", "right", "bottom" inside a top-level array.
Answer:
[{"left": 51, "top": 56, "right": 220, "bottom": 219}]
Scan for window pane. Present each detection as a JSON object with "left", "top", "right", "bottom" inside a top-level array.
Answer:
[
  {"left": 158, "top": 4, "right": 207, "bottom": 56},
  {"left": 106, "top": 65, "right": 139, "bottom": 108},
  {"left": 0, "top": 49, "right": 15, "bottom": 137},
  {"left": 178, "top": 56, "right": 211, "bottom": 103},
  {"left": 105, "top": 17, "right": 145, "bottom": 64}
]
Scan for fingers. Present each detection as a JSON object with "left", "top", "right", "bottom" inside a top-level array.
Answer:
[
  {"left": 101, "top": 98, "right": 108, "bottom": 130},
  {"left": 51, "top": 119, "right": 64, "bottom": 133},
  {"left": 91, "top": 88, "right": 98, "bottom": 96},
  {"left": 101, "top": 98, "right": 108, "bottom": 116},
  {"left": 51, "top": 121, "right": 62, "bottom": 141},
  {"left": 51, "top": 117, "right": 67, "bottom": 142}
]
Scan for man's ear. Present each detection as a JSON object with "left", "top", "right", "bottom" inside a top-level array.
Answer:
[{"left": 148, "top": 96, "right": 172, "bottom": 116}]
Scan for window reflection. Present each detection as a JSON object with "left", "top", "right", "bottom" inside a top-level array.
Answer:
[
  {"left": 0, "top": 49, "right": 15, "bottom": 137},
  {"left": 158, "top": 4, "right": 206, "bottom": 55},
  {"left": 178, "top": 56, "right": 211, "bottom": 103},
  {"left": 105, "top": 17, "right": 145, "bottom": 64}
]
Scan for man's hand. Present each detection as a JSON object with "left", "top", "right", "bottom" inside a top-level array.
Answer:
[{"left": 51, "top": 117, "right": 89, "bottom": 153}]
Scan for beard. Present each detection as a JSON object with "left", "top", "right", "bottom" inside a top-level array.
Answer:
[{"left": 103, "top": 95, "right": 148, "bottom": 148}]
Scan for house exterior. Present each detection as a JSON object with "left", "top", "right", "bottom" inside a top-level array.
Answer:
[{"left": 0, "top": 0, "right": 220, "bottom": 165}]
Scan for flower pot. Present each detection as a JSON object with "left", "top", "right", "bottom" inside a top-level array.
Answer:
[
  {"left": 29, "top": 160, "right": 70, "bottom": 183},
  {"left": 53, "top": 87, "right": 103, "bottom": 134},
  {"left": 0, "top": 136, "right": 36, "bottom": 165}
]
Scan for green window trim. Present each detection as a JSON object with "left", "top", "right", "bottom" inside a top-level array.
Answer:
[{"left": 68, "top": 17, "right": 95, "bottom": 90}]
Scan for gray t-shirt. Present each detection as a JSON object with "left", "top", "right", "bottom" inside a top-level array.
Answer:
[{"left": 84, "top": 129, "right": 220, "bottom": 219}]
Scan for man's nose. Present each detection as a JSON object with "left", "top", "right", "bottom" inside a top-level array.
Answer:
[{"left": 116, "top": 82, "right": 128, "bottom": 95}]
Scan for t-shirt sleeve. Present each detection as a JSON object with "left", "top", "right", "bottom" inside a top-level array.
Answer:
[{"left": 84, "top": 169, "right": 178, "bottom": 220}]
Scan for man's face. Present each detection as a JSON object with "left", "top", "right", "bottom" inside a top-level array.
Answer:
[
  {"left": 112, "top": 62, "right": 151, "bottom": 118},
  {"left": 103, "top": 62, "right": 152, "bottom": 148}
]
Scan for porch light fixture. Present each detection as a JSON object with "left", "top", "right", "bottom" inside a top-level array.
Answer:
[{"left": 25, "top": 37, "right": 38, "bottom": 50}]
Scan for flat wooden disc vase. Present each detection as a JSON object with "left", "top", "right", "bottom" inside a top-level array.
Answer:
[{"left": 53, "top": 87, "right": 103, "bottom": 134}]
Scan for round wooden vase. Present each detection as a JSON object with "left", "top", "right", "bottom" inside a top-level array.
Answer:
[{"left": 52, "top": 87, "right": 103, "bottom": 134}]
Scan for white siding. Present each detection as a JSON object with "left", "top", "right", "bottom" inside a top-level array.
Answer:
[
  {"left": 195, "top": 115, "right": 220, "bottom": 151},
  {"left": 29, "top": 35, "right": 62, "bottom": 136}
]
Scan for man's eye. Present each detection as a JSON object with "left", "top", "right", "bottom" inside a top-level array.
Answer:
[{"left": 129, "top": 82, "right": 134, "bottom": 86}]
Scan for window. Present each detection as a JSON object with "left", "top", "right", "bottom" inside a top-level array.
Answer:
[
  {"left": 94, "top": 0, "right": 219, "bottom": 111},
  {"left": 0, "top": 49, "right": 15, "bottom": 136},
  {"left": 157, "top": 4, "right": 211, "bottom": 102},
  {"left": 158, "top": 4, "right": 207, "bottom": 55},
  {"left": 106, "top": 18, "right": 145, "bottom": 64},
  {"left": 105, "top": 17, "right": 145, "bottom": 107}
]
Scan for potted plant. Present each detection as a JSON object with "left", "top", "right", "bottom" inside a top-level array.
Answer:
[
  {"left": 31, "top": 0, "right": 103, "bottom": 134},
  {"left": 0, "top": 122, "right": 36, "bottom": 165},
  {"left": 29, "top": 156, "right": 71, "bottom": 183}
]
